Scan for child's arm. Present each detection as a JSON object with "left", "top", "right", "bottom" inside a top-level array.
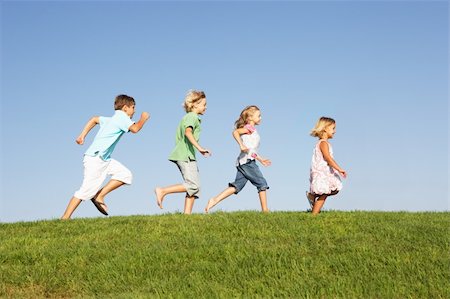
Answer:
[
  {"left": 76, "top": 116, "right": 100, "bottom": 145},
  {"left": 233, "top": 127, "right": 271, "bottom": 166},
  {"left": 232, "top": 127, "right": 251, "bottom": 152},
  {"left": 255, "top": 154, "right": 271, "bottom": 167},
  {"left": 185, "top": 127, "right": 210, "bottom": 157},
  {"left": 319, "top": 141, "right": 347, "bottom": 178},
  {"left": 129, "top": 112, "right": 150, "bottom": 133}
]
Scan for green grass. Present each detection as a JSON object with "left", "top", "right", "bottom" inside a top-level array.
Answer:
[{"left": 1, "top": 211, "right": 449, "bottom": 298}]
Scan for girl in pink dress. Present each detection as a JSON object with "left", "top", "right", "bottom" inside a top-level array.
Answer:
[{"left": 306, "top": 117, "right": 347, "bottom": 215}]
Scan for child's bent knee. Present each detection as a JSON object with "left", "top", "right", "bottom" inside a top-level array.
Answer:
[
  {"left": 191, "top": 186, "right": 200, "bottom": 196},
  {"left": 186, "top": 183, "right": 200, "bottom": 197},
  {"left": 113, "top": 170, "right": 132, "bottom": 185},
  {"left": 257, "top": 186, "right": 269, "bottom": 193}
]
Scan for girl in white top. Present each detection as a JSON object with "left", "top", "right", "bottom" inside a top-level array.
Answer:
[
  {"left": 205, "top": 105, "right": 271, "bottom": 213},
  {"left": 307, "top": 117, "right": 347, "bottom": 215}
]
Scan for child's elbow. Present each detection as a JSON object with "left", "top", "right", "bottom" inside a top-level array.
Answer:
[
  {"left": 91, "top": 116, "right": 100, "bottom": 124},
  {"left": 324, "top": 158, "right": 334, "bottom": 165},
  {"left": 129, "top": 125, "right": 140, "bottom": 134}
]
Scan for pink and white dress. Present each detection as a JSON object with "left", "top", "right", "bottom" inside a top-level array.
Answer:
[{"left": 309, "top": 140, "right": 342, "bottom": 195}]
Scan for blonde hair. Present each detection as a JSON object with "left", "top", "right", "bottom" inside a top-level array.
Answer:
[
  {"left": 183, "top": 90, "right": 206, "bottom": 112},
  {"left": 235, "top": 105, "right": 260, "bottom": 129},
  {"left": 310, "top": 117, "right": 336, "bottom": 138}
]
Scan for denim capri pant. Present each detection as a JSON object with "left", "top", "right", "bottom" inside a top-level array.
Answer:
[{"left": 229, "top": 160, "right": 269, "bottom": 194}]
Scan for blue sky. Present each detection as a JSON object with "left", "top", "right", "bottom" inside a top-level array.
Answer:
[{"left": 1, "top": 0, "right": 448, "bottom": 223}]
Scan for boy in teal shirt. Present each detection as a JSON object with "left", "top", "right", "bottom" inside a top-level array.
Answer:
[
  {"left": 155, "top": 90, "right": 210, "bottom": 214},
  {"left": 61, "top": 95, "right": 150, "bottom": 219}
]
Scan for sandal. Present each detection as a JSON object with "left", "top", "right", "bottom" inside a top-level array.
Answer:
[{"left": 91, "top": 198, "right": 108, "bottom": 216}]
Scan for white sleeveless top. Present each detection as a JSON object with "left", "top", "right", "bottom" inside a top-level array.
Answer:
[{"left": 237, "top": 124, "right": 260, "bottom": 166}]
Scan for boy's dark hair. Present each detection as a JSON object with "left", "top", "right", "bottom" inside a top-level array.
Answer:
[{"left": 114, "top": 94, "right": 135, "bottom": 110}]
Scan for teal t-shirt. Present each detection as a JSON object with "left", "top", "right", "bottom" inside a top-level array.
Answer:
[
  {"left": 85, "top": 110, "right": 134, "bottom": 161},
  {"left": 168, "top": 112, "right": 201, "bottom": 161}
]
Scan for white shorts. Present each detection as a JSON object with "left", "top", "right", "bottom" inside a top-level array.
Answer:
[{"left": 74, "top": 155, "right": 132, "bottom": 201}]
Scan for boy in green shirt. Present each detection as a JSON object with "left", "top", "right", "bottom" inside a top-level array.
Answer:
[{"left": 155, "top": 90, "right": 211, "bottom": 214}]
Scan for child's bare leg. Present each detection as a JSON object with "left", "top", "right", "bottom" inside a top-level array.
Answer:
[
  {"left": 184, "top": 196, "right": 196, "bottom": 214},
  {"left": 205, "top": 187, "right": 236, "bottom": 213},
  {"left": 94, "top": 179, "right": 125, "bottom": 208},
  {"left": 259, "top": 190, "right": 269, "bottom": 213},
  {"left": 61, "top": 197, "right": 82, "bottom": 220},
  {"left": 306, "top": 191, "right": 316, "bottom": 209},
  {"left": 312, "top": 194, "right": 328, "bottom": 215},
  {"left": 154, "top": 184, "right": 187, "bottom": 209}
]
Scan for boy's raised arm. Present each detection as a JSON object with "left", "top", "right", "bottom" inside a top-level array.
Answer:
[
  {"left": 129, "top": 112, "right": 150, "bottom": 133},
  {"left": 76, "top": 116, "right": 100, "bottom": 145}
]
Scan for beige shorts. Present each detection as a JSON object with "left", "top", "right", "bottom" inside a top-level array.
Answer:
[{"left": 74, "top": 155, "right": 132, "bottom": 200}]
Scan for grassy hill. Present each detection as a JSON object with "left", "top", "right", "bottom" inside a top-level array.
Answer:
[{"left": 1, "top": 211, "right": 449, "bottom": 298}]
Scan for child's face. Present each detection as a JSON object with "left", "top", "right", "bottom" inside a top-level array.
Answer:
[
  {"left": 194, "top": 98, "right": 207, "bottom": 115},
  {"left": 248, "top": 110, "right": 262, "bottom": 125},
  {"left": 123, "top": 105, "right": 135, "bottom": 118},
  {"left": 325, "top": 124, "right": 336, "bottom": 139}
]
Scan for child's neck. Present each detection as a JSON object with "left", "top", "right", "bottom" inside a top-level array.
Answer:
[{"left": 120, "top": 108, "right": 131, "bottom": 117}]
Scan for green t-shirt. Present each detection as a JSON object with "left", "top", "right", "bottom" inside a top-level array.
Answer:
[{"left": 168, "top": 112, "right": 202, "bottom": 161}]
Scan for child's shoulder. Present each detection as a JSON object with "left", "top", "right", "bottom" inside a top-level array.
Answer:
[
  {"left": 244, "top": 124, "right": 256, "bottom": 133},
  {"left": 98, "top": 115, "right": 110, "bottom": 123},
  {"left": 181, "top": 112, "right": 201, "bottom": 125},
  {"left": 183, "top": 112, "right": 198, "bottom": 120},
  {"left": 316, "top": 139, "right": 330, "bottom": 147}
]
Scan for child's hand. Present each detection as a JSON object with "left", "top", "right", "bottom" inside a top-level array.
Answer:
[
  {"left": 76, "top": 136, "right": 84, "bottom": 145},
  {"left": 260, "top": 158, "right": 271, "bottom": 167},
  {"left": 240, "top": 145, "right": 249, "bottom": 153},
  {"left": 339, "top": 169, "right": 347, "bottom": 178},
  {"left": 141, "top": 112, "right": 150, "bottom": 121},
  {"left": 199, "top": 148, "right": 212, "bottom": 157}
]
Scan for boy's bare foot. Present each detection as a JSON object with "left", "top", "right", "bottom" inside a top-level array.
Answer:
[
  {"left": 204, "top": 198, "right": 215, "bottom": 213},
  {"left": 154, "top": 187, "right": 164, "bottom": 209}
]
